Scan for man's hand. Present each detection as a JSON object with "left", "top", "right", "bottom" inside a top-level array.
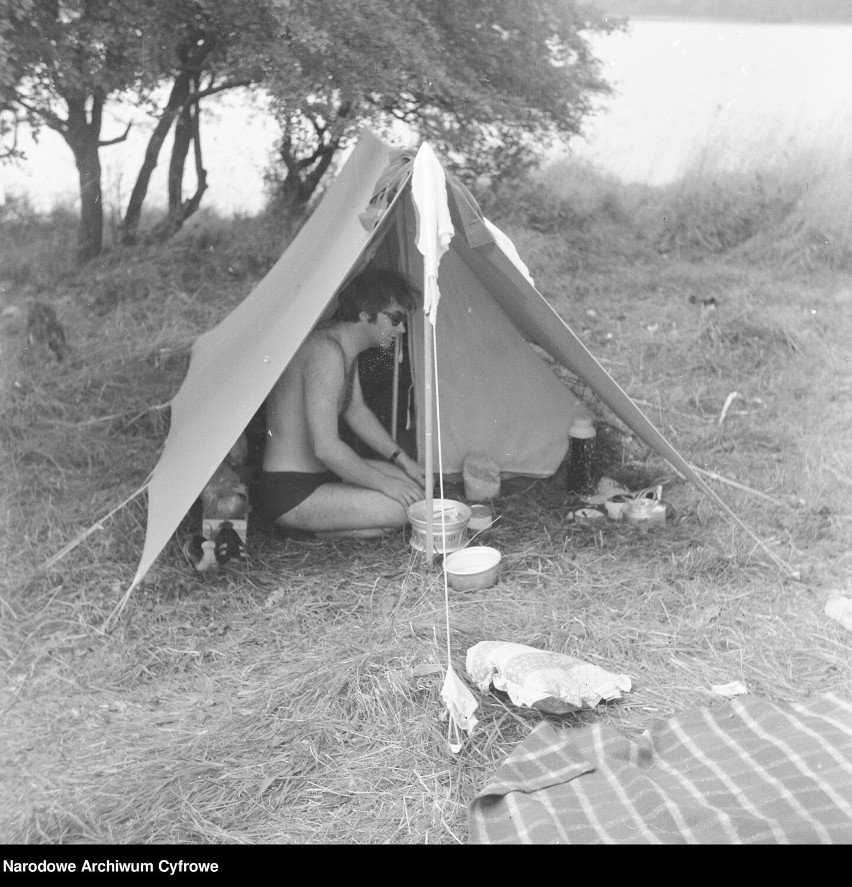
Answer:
[
  {"left": 380, "top": 474, "right": 424, "bottom": 510},
  {"left": 397, "top": 452, "right": 426, "bottom": 487}
]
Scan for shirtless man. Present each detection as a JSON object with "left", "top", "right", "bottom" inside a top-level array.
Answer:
[{"left": 255, "top": 268, "right": 425, "bottom": 535}]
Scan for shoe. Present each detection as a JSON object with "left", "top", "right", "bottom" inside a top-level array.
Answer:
[
  {"left": 182, "top": 535, "right": 219, "bottom": 573},
  {"left": 214, "top": 522, "right": 246, "bottom": 564}
]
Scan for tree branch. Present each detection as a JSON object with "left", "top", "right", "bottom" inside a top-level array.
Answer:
[
  {"left": 98, "top": 121, "right": 133, "bottom": 147},
  {"left": 0, "top": 110, "right": 21, "bottom": 160},
  {"left": 189, "top": 79, "right": 254, "bottom": 103},
  {"left": 10, "top": 94, "right": 68, "bottom": 135}
]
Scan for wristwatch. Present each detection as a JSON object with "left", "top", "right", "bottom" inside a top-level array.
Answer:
[{"left": 388, "top": 448, "right": 403, "bottom": 465}]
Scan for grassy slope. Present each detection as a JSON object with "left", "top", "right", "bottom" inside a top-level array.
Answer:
[{"left": 1, "top": 154, "right": 851, "bottom": 844}]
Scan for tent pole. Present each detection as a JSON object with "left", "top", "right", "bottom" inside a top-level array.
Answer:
[
  {"left": 391, "top": 205, "right": 409, "bottom": 445},
  {"left": 423, "top": 312, "right": 435, "bottom": 565},
  {"left": 391, "top": 335, "right": 400, "bottom": 442}
]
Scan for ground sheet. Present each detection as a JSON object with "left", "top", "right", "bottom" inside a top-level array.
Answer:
[{"left": 469, "top": 692, "right": 852, "bottom": 844}]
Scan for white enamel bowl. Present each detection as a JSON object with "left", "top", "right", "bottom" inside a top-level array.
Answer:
[{"left": 443, "top": 546, "right": 502, "bottom": 591}]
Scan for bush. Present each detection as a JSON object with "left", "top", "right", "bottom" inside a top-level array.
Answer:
[
  {"left": 0, "top": 202, "right": 77, "bottom": 291},
  {"left": 648, "top": 173, "right": 796, "bottom": 256}
]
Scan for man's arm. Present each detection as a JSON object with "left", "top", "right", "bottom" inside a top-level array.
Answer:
[
  {"left": 304, "top": 344, "right": 423, "bottom": 507},
  {"left": 343, "top": 368, "right": 426, "bottom": 485}
]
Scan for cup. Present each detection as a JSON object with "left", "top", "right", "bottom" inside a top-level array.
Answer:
[
  {"left": 468, "top": 504, "right": 494, "bottom": 532},
  {"left": 604, "top": 494, "right": 631, "bottom": 520}
]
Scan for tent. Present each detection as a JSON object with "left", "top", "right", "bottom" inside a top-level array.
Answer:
[{"left": 122, "top": 129, "right": 764, "bottom": 595}]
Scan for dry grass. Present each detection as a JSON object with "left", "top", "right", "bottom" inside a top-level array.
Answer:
[{"left": 2, "top": 167, "right": 851, "bottom": 844}]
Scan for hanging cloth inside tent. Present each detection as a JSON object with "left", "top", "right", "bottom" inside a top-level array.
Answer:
[{"left": 358, "top": 147, "right": 418, "bottom": 231}]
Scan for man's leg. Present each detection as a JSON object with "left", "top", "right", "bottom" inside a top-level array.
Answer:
[{"left": 274, "top": 460, "right": 418, "bottom": 534}]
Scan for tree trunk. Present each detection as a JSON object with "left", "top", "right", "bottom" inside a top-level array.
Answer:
[
  {"left": 149, "top": 90, "right": 207, "bottom": 243},
  {"left": 167, "top": 99, "right": 194, "bottom": 215},
  {"left": 75, "top": 143, "right": 104, "bottom": 261},
  {"left": 120, "top": 70, "right": 193, "bottom": 245},
  {"left": 273, "top": 103, "right": 352, "bottom": 217},
  {"left": 65, "top": 94, "right": 104, "bottom": 261},
  {"left": 276, "top": 134, "right": 340, "bottom": 213},
  {"left": 121, "top": 33, "right": 220, "bottom": 245}
]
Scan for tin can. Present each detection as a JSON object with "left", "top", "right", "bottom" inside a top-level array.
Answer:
[{"left": 468, "top": 504, "right": 494, "bottom": 532}]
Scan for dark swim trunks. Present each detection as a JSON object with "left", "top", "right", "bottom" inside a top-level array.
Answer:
[{"left": 254, "top": 470, "right": 340, "bottom": 523}]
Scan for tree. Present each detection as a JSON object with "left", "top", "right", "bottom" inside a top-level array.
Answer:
[
  {"left": 0, "top": 0, "right": 278, "bottom": 256},
  {"left": 262, "top": 1, "right": 622, "bottom": 214},
  {"left": 1, "top": 1, "right": 620, "bottom": 258},
  {"left": 119, "top": 0, "right": 280, "bottom": 245},
  {"left": 0, "top": 1, "right": 161, "bottom": 259}
]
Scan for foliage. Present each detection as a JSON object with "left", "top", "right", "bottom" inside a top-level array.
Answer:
[
  {"left": 1, "top": 1, "right": 620, "bottom": 258},
  {"left": 0, "top": 1, "right": 286, "bottom": 256},
  {"left": 0, "top": 0, "right": 275, "bottom": 149},
  {"left": 646, "top": 175, "right": 797, "bottom": 257},
  {"left": 118, "top": 1, "right": 282, "bottom": 244},
  {"left": 0, "top": 199, "right": 77, "bottom": 290},
  {"left": 0, "top": 1, "right": 172, "bottom": 258},
  {"left": 488, "top": 149, "right": 852, "bottom": 274},
  {"left": 264, "top": 0, "right": 622, "bottom": 210},
  {"left": 0, "top": 1, "right": 152, "bottom": 133}
]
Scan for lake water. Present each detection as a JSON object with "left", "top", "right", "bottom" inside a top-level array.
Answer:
[
  {"left": 3, "top": 19, "right": 852, "bottom": 215},
  {"left": 569, "top": 18, "right": 852, "bottom": 183}
]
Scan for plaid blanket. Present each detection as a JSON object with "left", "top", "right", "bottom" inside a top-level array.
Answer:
[{"left": 469, "top": 692, "right": 852, "bottom": 844}]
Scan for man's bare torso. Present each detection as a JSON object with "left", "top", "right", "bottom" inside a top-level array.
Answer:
[{"left": 263, "top": 326, "right": 355, "bottom": 472}]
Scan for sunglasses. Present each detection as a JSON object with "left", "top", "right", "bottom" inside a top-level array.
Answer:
[{"left": 381, "top": 311, "right": 408, "bottom": 327}]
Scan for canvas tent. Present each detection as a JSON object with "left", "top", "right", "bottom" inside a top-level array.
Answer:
[{"left": 126, "top": 129, "right": 730, "bottom": 593}]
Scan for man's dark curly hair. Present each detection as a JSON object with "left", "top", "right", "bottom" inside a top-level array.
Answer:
[{"left": 334, "top": 268, "right": 420, "bottom": 322}]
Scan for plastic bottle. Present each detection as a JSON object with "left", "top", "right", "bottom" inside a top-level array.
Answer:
[{"left": 566, "top": 414, "right": 596, "bottom": 495}]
